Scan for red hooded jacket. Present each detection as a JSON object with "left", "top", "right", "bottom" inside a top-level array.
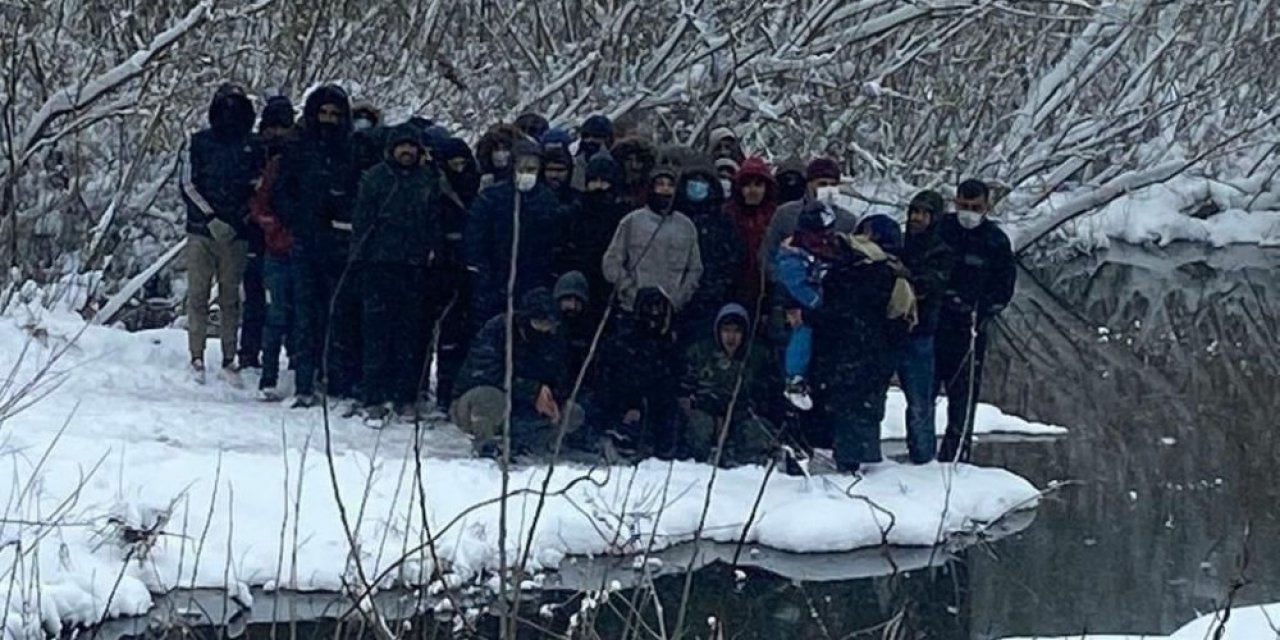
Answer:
[
  {"left": 249, "top": 156, "right": 293, "bottom": 256},
  {"left": 725, "top": 156, "right": 777, "bottom": 304}
]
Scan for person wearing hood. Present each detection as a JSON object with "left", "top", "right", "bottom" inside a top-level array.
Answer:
[
  {"left": 674, "top": 162, "right": 744, "bottom": 348},
  {"left": 272, "top": 83, "right": 361, "bottom": 407},
  {"left": 759, "top": 157, "right": 859, "bottom": 281},
  {"left": 553, "top": 271, "right": 593, "bottom": 378},
  {"left": 451, "top": 288, "right": 583, "bottom": 457},
  {"left": 541, "top": 144, "right": 577, "bottom": 206},
  {"left": 572, "top": 115, "right": 614, "bottom": 192},
  {"left": 707, "top": 127, "right": 746, "bottom": 165},
  {"left": 555, "top": 154, "right": 628, "bottom": 319},
  {"left": 714, "top": 158, "right": 739, "bottom": 196},
  {"left": 802, "top": 223, "right": 917, "bottom": 474},
  {"left": 475, "top": 123, "right": 524, "bottom": 189},
  {"left": 725, "top": 156, "right": 778, "bottom": 305},
  {"left": 679, "top": 303, "right": 778, "bottom": 466},
  {"left": 465, "top": 140, "right": 566, "bottom": 330},
  {"left": 610, "top": 137, "right": 656, "bottom": 210},
  {"left": 934, "top": 179, "right": 1015, "bottom": 463},
  {"left": 350, "top": 123, "right": 442, "bottom": 426},
  {"left": 350, "top": 101, "right": 384, "bottom": 174},
  {"left": 774, "top": 157, "right": 808, "bottom": 205},
  {"left": 431, "top": 137, "right": 481, "bottom": 410},
  {"left": 238, "top": 98, "right": 295, "bottom": 371},
  {"left": 541, "top": 128, "right": 574, "bottom": 153},
  {"left": 602, "top": 166, "right": 703, "bottom": 313},
  {"left": 248, "top": 95, "right": 298, "bottom": 400},
  {"left": 594, "top": 287, "right": 684, "bottom": 459},
  {"left": 884, "top": 190, "right": 956, "bottom": 464},
  {"left": 181, "top": 83, "right": 263, "bottom": 384},
  {"left": 516, "top": 112, "right": 550, "bottom": 142}
]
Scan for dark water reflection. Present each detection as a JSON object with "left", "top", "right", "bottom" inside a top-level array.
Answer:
[{"left": 115, "top": 245, "right": 1280, "bottom": 639}]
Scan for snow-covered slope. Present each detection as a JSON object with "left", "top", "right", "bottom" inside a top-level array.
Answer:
[
  {"left": 0, "top": 310, "right": 1048, "bottom": 634},
  {"left": 1002, "top": 601, "right": 1280, "bottom": 639}
]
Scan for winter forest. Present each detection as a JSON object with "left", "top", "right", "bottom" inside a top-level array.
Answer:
[{"left": 1, "top": 0, "right": 1279, "bottom": 639}]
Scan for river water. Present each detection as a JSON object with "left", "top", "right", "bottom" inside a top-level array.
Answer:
[{"left": 112, "top": 244, "right": 1280, "bottom": 639}]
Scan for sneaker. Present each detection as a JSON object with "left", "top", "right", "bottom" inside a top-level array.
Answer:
[
  {"left": 784, "top": 376, "right": 814, "bottom": 411},
  {"left": 779, "top": 445, "right": 812, "bottom": 478},
  {"left": 604, "top": 428, "right": 638, "bottom": 459},
  {"left": 220, "top": 360, "right": 244, "bottom": 388},
  {"left": 291, "top": 394, "right": 316, "bottom": 409},
  {"left": 190, "top": 358, "right": 206, "bottom": 385},
  {"left": 473, "top": 438, "right": 502, "bottom": 459},
  {"left": 258, "top": 386, "right": 283, "bottom": 402},
  {"left": 363, "top": 403, "right": 395, "bottom": 429}
]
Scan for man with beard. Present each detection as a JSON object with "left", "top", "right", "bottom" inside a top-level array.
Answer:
[
  {"left": 707, "top": 127, "right": 746, "bottom": 165},
  {"left": 934, "top": 179, "right": 1016, "bottom": 463},
  {"left": 725, "top": 156, "right": 778, "bottom": 306},
  {"left": 673, "top": 162, "right": 744, "bottom": 348},
  {"left": 595, "top": 287, "right": 684, "bottom": 459},
  {"left": 182, "top": 83, "right": 263, "bottom": 384},
  {"left": 774, "top": 157, "right": 808, "bottom": 206},
  {"left": 541, "top": 145, "right": 577, "bottom": 206},
  {"left": 892, "top": 190, "right": 955, "bottom": 464},
  {"left": 465, "top": 140, "right": 565, "bottom": 329},
  {"left": 572, "top": 115, "right": 613, "bottom": 192},
  {"left": 602, "top": 166, "right": 703, "bottom": 313},
  {"left": 431, "top": 137, "right": 480, "bottom": 411},
  {"left": 351, "top": 124, "right": 441, "bottom": 426},
  {"left": 555, "top": 154, "right": 627, "bottom": 319},
  {"left": 553, "top": 271, "right": 593, "bottom": 378},
  {"left": 610, "top": 137, "right": 656, "bottom": 210},
  {"left": 272, "top": 84, "right": 359, "bottom": 407},
  {"left": 248, "top": 95, "right": 297, "bottom": 400}
]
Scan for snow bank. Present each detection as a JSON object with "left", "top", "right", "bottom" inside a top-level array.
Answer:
[
  {"left": 0, "top": 309, "right": 1045, "bottom": 632},
  {"left": 1001, "top": 602, "right": 1280, "bottom": 639}
]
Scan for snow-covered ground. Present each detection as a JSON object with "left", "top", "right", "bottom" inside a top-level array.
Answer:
[
  {"left": 0, "top": 309, "right": 1052, "bottom": 635},
  {"left": 1002, "top": 601, "right": 1280, "bottom": 640}
]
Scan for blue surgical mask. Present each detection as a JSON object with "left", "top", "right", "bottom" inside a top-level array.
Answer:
[{"left": 685, "top": 180, "right": 710, "bottom": 203}]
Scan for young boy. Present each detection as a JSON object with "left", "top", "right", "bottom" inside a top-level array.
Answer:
[{"left": 774, "top": 201, "right": 841, "bottom": 411}]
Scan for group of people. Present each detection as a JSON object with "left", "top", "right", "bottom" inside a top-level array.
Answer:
[{"left": 180, "top": 82, "right": 1016, "bottom": 473}]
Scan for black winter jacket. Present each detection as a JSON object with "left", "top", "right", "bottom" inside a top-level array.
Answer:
[
  {"left": 675, "top": 167, "right": 744, "bottom": 310},
  {"left": 271, "top": 85, "right": 358, "bottom": 248},
  {"left": 182, "top": 84, "right": 263, "bottom": 239},
  {"left": 464, "top": 182, "right": 565, "bottom": 321},
  {"left": 901, "top": 224, "right": 956, "bottom": 336},
  {"left": 935, "top": 215, "right": 1017, "bottom": 322},
  {"left": 351, "top": 125, "right": 441, "bottom": 266},
  {"left": 455, "top": 313, "right": 569, "bottom": 403}
]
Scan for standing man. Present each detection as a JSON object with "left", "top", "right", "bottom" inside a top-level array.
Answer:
[
  {"left": 759, "top": 158, "right": 859, "bottom": 281},
  {"left": 248, "top": 95, "right": 297, "bottom": 400},
  {"left": 181, "top": 83, "right": 262, "bottom": 384},
  {"left": 601, "top": 166, "right": 703, "bottom": 313},
  {"left": 572, "top": 115, "right": 614, "bottom": 192},
  {"left": 272, "top": 84, "right": 358, "bottom": 407},
  {"left": 934, "top": 179, "right": 1016, "bottom": 463},
  {"left": 893, "top": 190, "right": 955, "bottom": 464},
  {"left": 351, "top": 124, "right": 441, "bottom": 426}
]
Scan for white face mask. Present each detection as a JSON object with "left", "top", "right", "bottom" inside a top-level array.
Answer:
[
  {"left": 957, "top": 210, "right": 984, "bottom": 229},
  {"left": 816, "top": 186, "right": 840, "bottom": 203},
  {"left": 492, "top": 150, "right": 511, "bottom": 169},
  {"left": 720, "top": 179, "right": 733, "bottom": 195},
  {"left": 515, "top": 172, "right": 538, "bottom": 192},
  {"left": 353, "top": 118, "right": 373, "bottom": 132}
]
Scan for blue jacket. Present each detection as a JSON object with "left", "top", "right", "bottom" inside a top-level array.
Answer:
[
  {"left": 464, "top": 181, "right": 565, "bottom": 321},
  {"left": 181, "top": 84, "right": 263, "bottom": 238},
  {"left": 774, "top": 244, "right": 824, "bottom": 310}
]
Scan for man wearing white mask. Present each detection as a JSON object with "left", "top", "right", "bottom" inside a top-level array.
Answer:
[
  {"left": 759, "top": 157, "right": 859, "bottom": 281},
  {"left": 465, "top": 140, "right": 566, "bottom": 328},
  {"left": 933, "top": 178, "right": 1016, "bottom": 463}
]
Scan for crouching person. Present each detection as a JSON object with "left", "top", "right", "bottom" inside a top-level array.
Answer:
[
  {"left": 594, "top": 287, "right": 684, "bottom": 460},
  {"left": 451, "top": 288, "right": 584, "bottom": 458},
  {"left": 353, "top": 124, "right": 441, "bottom": 427},
  {"left": 680, "top": 304, "right": 778, "bottom": 466}
]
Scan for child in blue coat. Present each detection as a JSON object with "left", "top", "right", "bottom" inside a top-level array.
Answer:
[{"left": 774, "top": 201, "right": 841, "bottom": 410}]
